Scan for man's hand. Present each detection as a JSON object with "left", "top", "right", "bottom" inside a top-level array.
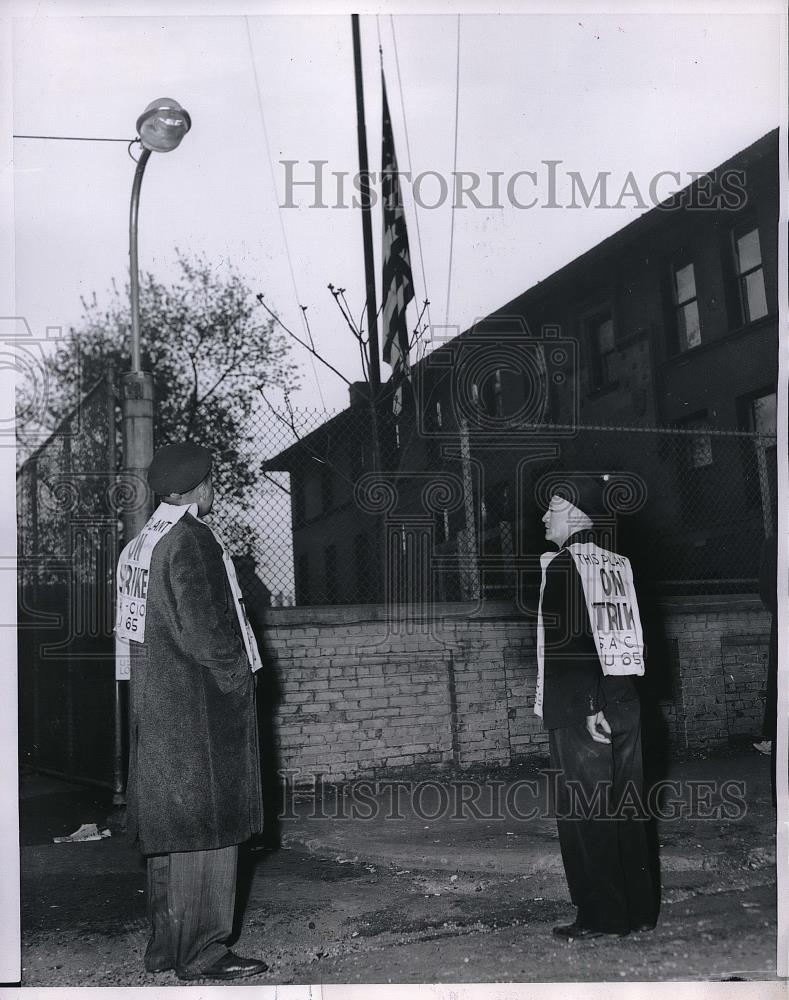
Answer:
[{"left": 585, "top": 710, "right": 612, "bottom": 744}]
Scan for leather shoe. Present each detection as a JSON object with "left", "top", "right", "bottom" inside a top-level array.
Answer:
[
  {"left": 553, "top": 922, "right": 628, "bottom": 941},
  {"left": 177, "top": 952, "right": 269, "bottom": 981}
]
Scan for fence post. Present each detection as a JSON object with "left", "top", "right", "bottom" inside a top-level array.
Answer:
[
  {"left": 28, "top": 458, "right": 38, "bottom": 559},
  {"left": 755, "top": 433, "right": 774, "bottom": 538},
  {"left": 107, "top": 368, "right": 126, "bottom": 809},
  {"left": 28, "top": 464, "right": 41, "bottom": 772},
  {"left": 459, "top": 418, "right": 480, "bottom": 601}
]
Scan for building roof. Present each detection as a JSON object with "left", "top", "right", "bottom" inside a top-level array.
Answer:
[
  {"left": 488, "top": 127, "right": 777, "bottom": 322},
  {"left": 262, "top": 405, "right": 364, "bottom": 472},
  {"left": 265, "top": 127, "right": 778, "bottom": 467}
]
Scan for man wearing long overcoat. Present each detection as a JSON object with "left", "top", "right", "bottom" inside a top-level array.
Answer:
[{"left": 118, "top": 442, "right": 267, "bottom": 981}]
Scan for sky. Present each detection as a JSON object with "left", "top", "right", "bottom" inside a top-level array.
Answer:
[{"left": 8, "top": 5, "right": 785, "bottom": 417}]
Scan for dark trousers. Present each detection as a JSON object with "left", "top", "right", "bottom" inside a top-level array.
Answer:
[
  {"left": 145, "top": 845, "right": 238, "bottom": 976},
  {"left": 549, "top": 697, "right": 657, "bottom": 933}
]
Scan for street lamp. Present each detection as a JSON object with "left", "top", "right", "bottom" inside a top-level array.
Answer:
[
  {"left": 121, "top": 97, "right": 191, "bottom": 539},
  {"left": 115, "top": 98, "right": 190, "bottom": 810}
]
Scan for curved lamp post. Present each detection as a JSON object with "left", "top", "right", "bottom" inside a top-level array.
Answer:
[
  {"left": 128, "top": 99, "right": 191, "bottom": 372},
  {"left": 121, "top": 97, "right": 191, "bottom": 539},
  {"left": 116, "top": 98, "right": 190, "bottom": 808}
]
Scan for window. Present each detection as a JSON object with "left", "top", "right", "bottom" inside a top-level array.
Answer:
[
  {"left": 471, "top": 368, "right": 504, "bottom": 417},
  {"left": 323, "top": 544, "right": 338, "bottom": 602},
  {"left": 672, "top": 259, "right": 701, "bottom": 352},
  {"left": 751, "top": 391, "right": 777, "bottom": 523},
  {"left": 746, "top": 390, "right": 777, "bottom": 436},
  {"left": 349, "top": 439, "right": 365, "bottom": 481},
  {"left": 320, "top": 465, "right": 334, "bottom": 514},
  {"left": 353, "top": 533, "right": 371, "bottom": 601},
  {"left": 297, "top": 553, "right": 311, "bottom": 606},
  {"left": 587, "top": 310, "right": 616, "bottom": 389},
  {"left": 738, "top": 389, "right": 777, "bottom": 518},
  {"left": 676, "top": 412, "right": 715, "bottom": 528},
  {"left": 680, "top": 413, "right": 713, "bottom": 469},
  {"left": 732, "top": 224, "right": 768, "bottom": 325},
  {"left": 688, "top": 433, "right": 713, "bottom": 469},
  {"left": 485, "top": 480, "right": 512, "bottom": 526},
  {"left": 426, "top": 400, "right": 443, "bottom": 465},
  {"left": 292, "top": 474, "right": 305, "bottom": 528}
]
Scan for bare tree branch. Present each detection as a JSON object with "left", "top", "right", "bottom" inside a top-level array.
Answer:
[
  {"left": 256, "top": 292, "right": 359, "bottom": 393},
  {"left": 258, "top": 388, "right": 355, "bottom": 488},
  {"left": 260, "top": 470, "right": 291, "bottom": 496},
  {"left": 329, "top": 285, "right": 369, "bottom": 384}
]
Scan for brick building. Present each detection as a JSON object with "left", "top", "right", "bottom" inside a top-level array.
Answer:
[{"left": 267, "top": 128, "right": 779, "bottom": 608}]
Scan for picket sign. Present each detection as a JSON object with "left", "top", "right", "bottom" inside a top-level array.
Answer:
[
  {"left": 114, "top": 503, "right": 262, "bottom": 679},
  {"left": 535, "top": 542, "right": 644, "bottom": 718}
]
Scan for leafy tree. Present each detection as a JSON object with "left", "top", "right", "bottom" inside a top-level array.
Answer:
[{"left": 39, "top": 252, "right": 299, "bottom": 506}]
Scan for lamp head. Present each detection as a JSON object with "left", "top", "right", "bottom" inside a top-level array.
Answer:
[{"left": 136, "top": 98, "right": 191, "bottom": 153}]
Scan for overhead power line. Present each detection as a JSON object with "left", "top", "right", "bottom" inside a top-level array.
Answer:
[
  {"left": 13, "top": 134, "right": 134, "bottom": 143},
  {"left": 445, "top": 14, "right": 461, "bottom": 332},
  {"left": 244, "top": 15, "right": 327, "bottom": 410}
]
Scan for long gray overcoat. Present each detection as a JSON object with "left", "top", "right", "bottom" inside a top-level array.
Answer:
[{"left": 126, "top": 512, "right": 263, "bottom": 855}]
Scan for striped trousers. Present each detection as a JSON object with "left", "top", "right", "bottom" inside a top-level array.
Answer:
[{"left": 144, "top": 845, "right": 238, "bottom": 976}]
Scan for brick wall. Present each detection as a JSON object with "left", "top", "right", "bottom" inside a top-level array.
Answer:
[
  {"left": 261, "top": 597, "right": 771, "bottom": 780},
  {"left": 721, "top": 635, "right": 770, "bottom": 738}
]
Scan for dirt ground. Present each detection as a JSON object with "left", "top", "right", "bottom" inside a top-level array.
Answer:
[
  {"left": 20, "top": 845, "right": 777, "bottom": 985},
  {"left": 17, "top": 749, "right": 780, "bottom": 986}
]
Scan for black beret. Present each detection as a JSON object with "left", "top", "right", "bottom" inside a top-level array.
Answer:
[
  {"left": 551, "top": 473, "right": 610, "bottom": 521},
  {"left": 147, "top": 442, "right": 213, "bottom": 495},
  {"left": 573, "top": 474, "right": 609, "bottom": 520}
]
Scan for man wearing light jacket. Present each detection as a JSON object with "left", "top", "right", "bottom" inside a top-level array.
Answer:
[
  {"left": 116, "top": 442, "right": 268, "bottom": 981},
  {"left": 536, "top": 474, "right": 658, "bottom": 941}
]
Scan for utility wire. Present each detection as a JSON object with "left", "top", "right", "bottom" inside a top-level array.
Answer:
[
  {"left": 445, "top": 14, "right": 461, "bottom": 332},
  {"left": 389, "top": 14, "right": 434, "bottom": 363},
  {"left": 244, "top": 15, "right": 327, "bottom": 410},
  {"left": 13, "top": 134, "right": 134, "bottom": 142}
]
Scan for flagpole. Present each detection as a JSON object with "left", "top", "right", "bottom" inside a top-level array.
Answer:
[{"left": 351, "top": 13, "right": 381, "bottom": 393}]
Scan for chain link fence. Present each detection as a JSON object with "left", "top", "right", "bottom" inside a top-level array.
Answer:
[
  {"left": 17, "top": 373, "right": 120, "bottom": 785},
  {"left": 15, "top": 374, "right": 776, "bottom": 780},
  {"left": 209, "top": 402, "right": 777, "bottom": 607}
]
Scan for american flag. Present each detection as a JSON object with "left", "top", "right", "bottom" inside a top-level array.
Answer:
[{"left": 381, "top": 71, "right": 414, "bottom": 414}]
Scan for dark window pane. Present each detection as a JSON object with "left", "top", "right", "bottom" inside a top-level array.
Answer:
[
  {"left": 596, "top": 316, "right": 614, "bottom": 354},
  {"left": 743, "top": 270, "right": 768, "bottom": 321},
  {"left": 588, "top": 311, "right": 614, "bottom": 387},
  {"left": 752, "top": 392, "right": 777, "bottom": 435},
  {"left": 689, "top": 434, "right": 713, "bottom": 468},
  {"left": 297, "top": 553, "right": 311, "bottom": 606},
  {"left": 678, "top": 300, "right": 701, "bottom": 350},
  {"left": 324, "top": 544, "right": 337, "bottom": 602},
  {"left": 320, "top": 466, "right": 334, "bottom": 513}
]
